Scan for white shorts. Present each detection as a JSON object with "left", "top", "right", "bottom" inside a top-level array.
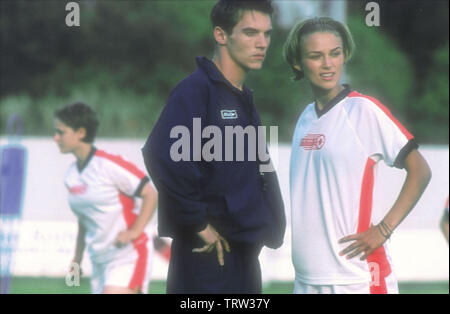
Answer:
[
  {"left": 90, "top": 237, "right": 154, "bottom": 294},
  {"left": 294, "top": 272, "right": 399, "bottom": 294}
]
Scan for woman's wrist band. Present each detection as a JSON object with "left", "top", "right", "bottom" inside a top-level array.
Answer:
[{"left": 377, "top": 220, "right": 393, "bottom": 239}]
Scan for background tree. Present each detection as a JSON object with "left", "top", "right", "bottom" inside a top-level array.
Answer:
[{"left": 1, "top": 0, "right": 448, "bottom": 143}]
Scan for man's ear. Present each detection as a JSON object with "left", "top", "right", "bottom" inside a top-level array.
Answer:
[{"left": 213, "top": 26, "right": 228, "bottom": 45}]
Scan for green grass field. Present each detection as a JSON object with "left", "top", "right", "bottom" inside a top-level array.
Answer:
[{"left": 7, "top": 277, "right": 449, "bottom": 294}]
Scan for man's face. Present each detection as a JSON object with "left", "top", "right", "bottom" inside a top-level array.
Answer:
[{"left": 225, "top": 10, "right": 272, "bottom": 72}]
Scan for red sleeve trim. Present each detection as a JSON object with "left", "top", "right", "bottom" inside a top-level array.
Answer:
[
  {"left": 95, "top": 150, "right": 146, "bottom": 179},
  {"left": 348, "top": 91, "right": 414, "bottom": 140}
]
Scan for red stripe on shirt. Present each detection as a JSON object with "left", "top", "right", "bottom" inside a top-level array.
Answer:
[
  {"left": 119, "top": 193, "right": 148, "bottom": 291},
  {"left": 129, "top": 233, "right": 148, "bottom": 291},
  {"left": 348, "top": 91, "right": 414, "bottom": 141},
  {"left": 357, "top": 158, "right": 376, "bottom": 233},
  {"left": 357, "top": 158, "right": 392, "bottom": 294},
  {"left": 96, "top": 150, "right": 146, "bottom": 179},
  {"left": 120, "top": 192, "right": 137, "bottom": 226}
]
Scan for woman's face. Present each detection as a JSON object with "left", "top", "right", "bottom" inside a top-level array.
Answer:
[
  {"left": 297, "top": 31, "right": 345, "bottom": 93},
  {"left": 53, "top": 119, "right": 85, "bottom": 154}
]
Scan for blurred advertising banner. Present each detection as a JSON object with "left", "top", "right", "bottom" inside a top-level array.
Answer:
[
  {"left": 0, "top": 115, "right": 27, "bottom": 294},
  {"left": 0, "top": 138, "right": 447, "bottom": 282}
]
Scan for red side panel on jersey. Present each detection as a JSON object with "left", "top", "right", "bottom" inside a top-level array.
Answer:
[
  {"left": 119, "top": 193, "right": 149, "bottom": 291},
  {"left": 96, "top": 150, "right": 146, "bottom": 179},
  {"left": 357, "top": 158, "right": 376, "bottom": 233},
  {"left": 120, "top": 192, "right": 137, "bottom": 226},
  {"left": 357, "top": 158, "right": 392, "bottom": 294},
  {"left": 129, "top": 233, "right": 148, "bottom": 291},
  {"left": 348, "top": 91, "right": 414, "bottom": 141},
  {"left": 368, "top": 246, "right": 391, "bottom": 294}
]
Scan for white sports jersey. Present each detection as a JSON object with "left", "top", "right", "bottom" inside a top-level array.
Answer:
[
  {"left": 65, "top": 147, "right": 151, "bottom": 267},
  {"left": 290, "top": 86, "right": 416, "bottom": 291}
]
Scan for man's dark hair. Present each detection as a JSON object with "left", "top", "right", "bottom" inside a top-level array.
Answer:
[
  {"left": 210, "top": 0, "right": 273, "bottom": 35},
  {"left": 55, "top": 102, "right": 99, "bottom": 143}
]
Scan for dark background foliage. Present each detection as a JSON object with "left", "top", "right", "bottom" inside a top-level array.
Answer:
[{"left": 1, "top": 0, "right": 448, "bottom": 143}]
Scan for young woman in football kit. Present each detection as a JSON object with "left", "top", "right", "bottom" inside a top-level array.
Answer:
[
  {"left": 284, "top": 17, "right": 431, "bottom": 294},
  {"left": 54, "top": 102, "right": 158, "bottom": 294}
]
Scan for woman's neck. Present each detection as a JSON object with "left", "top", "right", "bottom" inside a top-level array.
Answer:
[
  {"left": 74, "top": 143, "right": 92, "bottom": 169},
  {"left": 313, "top": 84, "right": 345, "bottom": 110}
]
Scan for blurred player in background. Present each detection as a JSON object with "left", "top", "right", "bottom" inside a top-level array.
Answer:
[
  {"left": 440, "top": 197, "right": 449, "bottom": 243},
  {"left": 142, "top": 0, "right": 285, "bottom": 293},
  {"left": 54, "top": 102, "right": 158, "bottom": 294},
  {"left": 284, "top": 17, "right": 432, "bottom": 294}
]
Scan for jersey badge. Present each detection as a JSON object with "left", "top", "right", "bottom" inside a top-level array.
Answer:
[
  {"left": 300, "top": 134, "right": 326, "bottom": 150},
  {"left": 221, "top": 110, "right": 238, "bottom": 119},
  {"left": 69, "top": 184, "right": 87, "bottom": 195}
]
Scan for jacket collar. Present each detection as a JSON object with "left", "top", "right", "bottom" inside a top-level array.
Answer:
[{"left": 196, "top": 56, "right": 252, "bottom": 97}]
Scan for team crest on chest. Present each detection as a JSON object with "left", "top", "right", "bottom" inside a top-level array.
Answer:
[
  {"left": 300, "top": 134, "right": 326, "bottom": 150},
  {"left": 69, "top": 184, "right": 87, "bottom": 195}
]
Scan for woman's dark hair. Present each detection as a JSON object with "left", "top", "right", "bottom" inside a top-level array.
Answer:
[
  {"left": 54, "top": 102, "right": 99, "bottom": 143},
  {"left": 210, "top": 0, "right": 273, "bottom": 35}
]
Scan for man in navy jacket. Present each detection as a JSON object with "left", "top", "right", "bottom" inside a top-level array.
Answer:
[{"left": 142, "top": 0, "right": 285, "bottom": 293}]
